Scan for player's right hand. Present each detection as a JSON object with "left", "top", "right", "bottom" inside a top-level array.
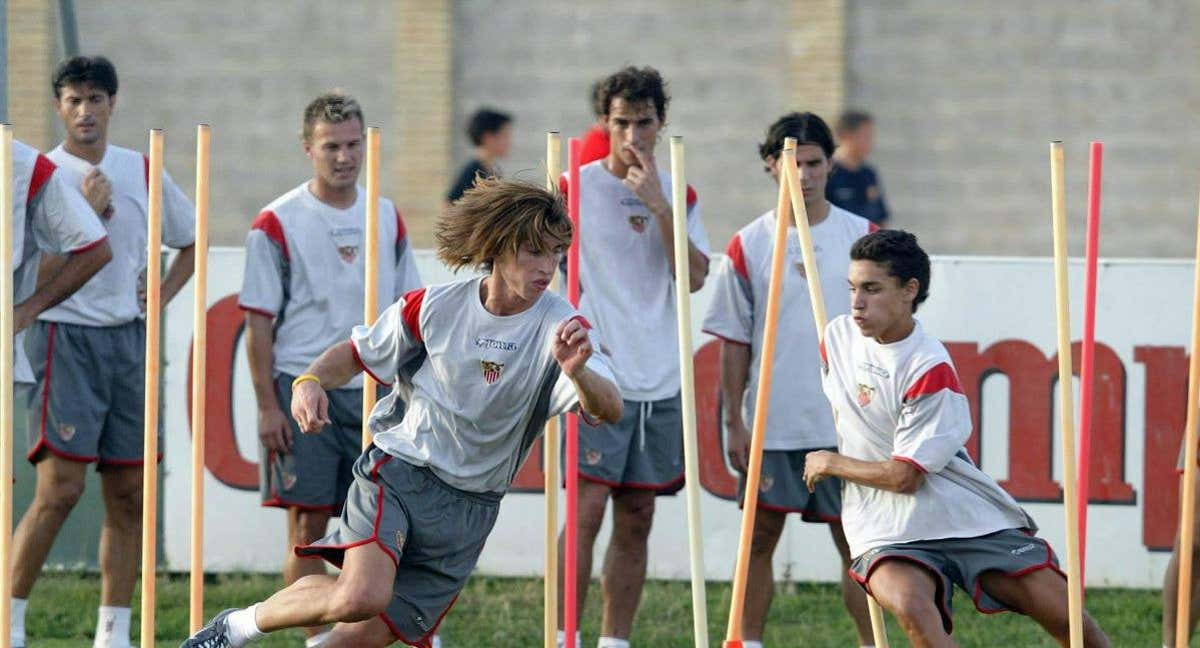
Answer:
[
  {"left": 258, "top": 406, "right": 292, "bottom": 451},
  {"left": 726, "top": 419, "right": 751, "bottom": 473},
  {"left": 291, "top": 381, "right": 332, "bottom": 434},
  {"left": 81, "top": 168, "right": 113, "bottom": 218}
]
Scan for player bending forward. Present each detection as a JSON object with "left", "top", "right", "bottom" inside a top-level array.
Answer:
[
  {"left": 803, "top": 229, "right": 1110, "bottom": 647},
  {"left": 183, "top": 178, "right": 622, "bottom": 648}
]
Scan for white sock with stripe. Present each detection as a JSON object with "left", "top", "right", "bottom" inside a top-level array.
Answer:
[{"left": 93, "top": 606, "right": 131, "bottom": 648}]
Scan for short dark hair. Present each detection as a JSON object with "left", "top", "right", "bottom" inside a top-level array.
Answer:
[
  {"left": 836, "top": 110, "right": 873, "bottom": 136},
  {"left": 758, "top": 112, "right": 835, "bottom": 161},
  {"left": 597, "top": 66, "right": 670, "bottom": 122},
  {"left": 466, "top": 108, "right": 512, "bottom": 146},
  {"left": 52, "top": 56, "right": 118, "bottom": 97},
  {"left": 850, "top": 230, "right": 930, "bottom": 313}
]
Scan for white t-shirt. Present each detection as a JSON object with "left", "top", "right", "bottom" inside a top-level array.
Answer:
[
  {"left": 40, "top": 144, "right": 195, "bottom": 327},
  {"left": 351, "top": 276, "right": 615, "bottom": 493},
  {"left": 11, "top": 140, "right": 108, "bottom": 383},
  {"left": 821, "top": 315, "right": 1035, "bottom": 558},
  {"left": 702, "top": 206, "right": 873, "bottom": 450},
  {"left": 561, "top": 160, "right": 710, "bottom": 401},
  {"left": 238, "top": 183, "right": 421, "bottom": 389}
]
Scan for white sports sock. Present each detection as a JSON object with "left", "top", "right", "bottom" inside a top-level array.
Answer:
[
  {"left": 304, "top": 629, "right": 330, "bottom": 647},
  {"left": 226, "top": 604, "right": 265, "bottom": 647},
  {"left": 11, "top": 598, "right": 27, "bottom": 646},
  {"left": 556, "top": 629, "right": 582, "bottom": 648},
  {"left": 93, "top": 606, "right": 131, "bottom": 648},
  {"left": 596, "top": 637, "right": 629, "bottom": 648},
  {"left": 430, "top": 634, "right": 442, "bottom": 648},
  {"left": 742, "top": 641, "right": 763, "bottom": 648}
]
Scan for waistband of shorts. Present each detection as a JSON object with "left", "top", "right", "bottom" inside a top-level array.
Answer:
[
  {"left": 34, "top": 318, "right": 144, "bottom": 332},
  {"left": 376, "top": 446, "right": 503, "bottom": 506}
]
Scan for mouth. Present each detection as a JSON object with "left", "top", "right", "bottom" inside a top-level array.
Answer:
[
  {"left": 853, "top": 315, "right": 868, "bottom": 327},
  {"left": 532, "top": 280, "right": 550, "bottom": 291}
]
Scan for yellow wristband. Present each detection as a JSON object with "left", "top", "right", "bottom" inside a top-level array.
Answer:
[{"left": 291, "top": 374, "right": 321, "bottom": 391}]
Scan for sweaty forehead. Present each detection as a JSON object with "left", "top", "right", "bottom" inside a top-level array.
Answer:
[
  {"left": 849, "top": 259, "right": 892, "bottom": 283},
  {"left": 607, "top": 98, "right": 658, "bottom": 120},
  {"left": 310, "top": 118, "right": 363, "bottom": 143}
]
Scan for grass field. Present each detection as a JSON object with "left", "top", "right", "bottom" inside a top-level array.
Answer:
[{"left": 19, "top": 572, "right": 1170, "bottom": 646}]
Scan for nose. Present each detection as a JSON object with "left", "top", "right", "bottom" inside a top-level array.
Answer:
[{"left": 852, "top": 292, "right": 866, "bottom": 310}]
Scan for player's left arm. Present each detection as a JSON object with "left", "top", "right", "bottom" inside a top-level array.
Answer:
[
  {"left": 624, "top": 146, "right": 709, "bottom": 292},
  {"left": 553, "top": 318, "right": 622, "bottom": 424},
  {"left": 803, "top": 451, "right": 924, "bottom": 494},
  {"left": 157, "top": 170, "right": 197, "bottom": 307},
  {"left": 159, "top": 244, "right": 196, "bottom": 306}
]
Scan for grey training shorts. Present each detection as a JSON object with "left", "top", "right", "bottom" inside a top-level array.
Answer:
[
  {"left": 738, "top": 448, "right": 842, "bottom": 522},
  {"left": 297, "top": 446, "right": 500, "bottom": 647},
  {"left": 574, "top": 394, "right": 685, "bottom": 494},
  {"left": 849, "top": 527, "right": 1064, "bottom": 633}
]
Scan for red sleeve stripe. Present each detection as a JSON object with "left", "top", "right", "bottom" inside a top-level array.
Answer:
[
  {"left": 725, "top": 233, "right": 748, "bottom": 281},
  {"left": 568, "top": 314, "right": 591, "bottom": 330},
  {"left": 237, "top": 304, "right": 276, "bottom": 318},
  {"left": 401, "top": 287, "right": 426, "bottom": 343},
  {"left": 250, "top": 210, "right": 289, "bottom": 260},
  {"left": 579, "top": 127, "right": 610, "bottom": 165},
  {"left": 686, "top": 184, "right": 698, "bottom": 209},
  {"left": 869, "top": 222, "right": 881, "bottom": 233},
  {"left": 903, "top": 362, "right": 964, "bottom": 401},
  {"left": 891, "top": 455, "right": 929, "bottom": 474},
  {"left": 69, "top": 235, "right": 108, "bottom": 254},
  {"left": 143, "top": 154, "right": 150, "bottom": 188},
  {"left": 819, "top": 340, "right": 828, "bottom": 365},
  {"left": 349, "top": 340, "right": 394, "bottom": 387},
  {"left": 703, "top": 330, "right": 750, "bottom": 347},
  {"left": 27, "top": 154, "right": 57, "bottom": 207},
  {"left": 394, "top": 206, "right": 407, "bottom": 244}
]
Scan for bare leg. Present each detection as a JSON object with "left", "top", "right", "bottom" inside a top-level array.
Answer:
[
  {"left": 98, "top": 465, "right": 142, "bottom": 606},
  {"left": 557, "top": 479, "right": 611, "bottom": 631},
  {"left": 599, "top": 488, "right": 655, "bottom": 639},
  {"left": 740, "top": 508, "right": 785, "bottom": 641},
  {"left": 978, "top": 568, "right": 1110, "bottom": 648},
  {"left": 11, "top": 454, "right": 88, "bottom": 598},
  {"left": 867, "top": 560, "right": 957, "bottom": 648},
  {"left": 829, "top": 522, "right": 874, "bottom": 645},
  {"left": 1163, "top": 477, "right": 1200, "bottom": 646},
  {"left": 287, "top": 508, "right": 334, "bottom": 638},
  {"left": 254, "top": 543, "right": 396, "bottom": 632},
  {"left": 320, "top": 617, "right": 398, "bottom": 648}
]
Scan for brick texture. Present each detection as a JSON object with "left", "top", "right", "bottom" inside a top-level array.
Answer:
[{"left": 7, "top": 0, "right": 53, "bottom": 147}]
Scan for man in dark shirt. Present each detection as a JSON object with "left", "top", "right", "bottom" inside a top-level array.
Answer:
[
  {"left": 827, "top": 110, "right": 890, "bottom": 227},
  {"left": 446, "top": 107, "right": 512, "bottom": 204}
]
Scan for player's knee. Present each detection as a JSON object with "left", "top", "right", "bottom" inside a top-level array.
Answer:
[
  {"left": 614, "top": 496, "right": 655, "bottom": 540},
  {"left": 294, "top": 512, "right": 331, "bottom": 544},
  {"left": 37, "top": 476, "right": 85, "bottom": 515},
  {"left": 750, "top": 516, "right": 784, "bottom": 556},
  {"left": 880, "top": 590, "right": 939, "bottom": 629},
  {"left": 328, "top": 583, "right": 390, "bottom": 622},
  {"left": 106, "top": 486, "right": 143, "bottom": 521}
]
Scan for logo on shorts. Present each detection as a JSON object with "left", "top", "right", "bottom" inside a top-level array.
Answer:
[
  {"left": 585, "top": 449, "right": 602, "bottom": 466},
  {"left": 857, "top": 383, "right": 875, "bottom": 407},
  {"left": 58, "top": 423, "right": 76, "bottom": 442},
  {"left": 1011, "top": 542, "right": 1038, "bottom": 556},
  {"left": 759, "top": 474, "right": 774, "bottom": 493},
  {"left": 480, "top": 360, "right": 504, "bottom": 385},
  {"left": 337, "top": 245, "right": 359, "bottom": 263},
  {"left": 396, "top": 531, "right": 407, "bottom": 551},
  {"left": 628, "top": 214, "right": 648, "bottom": 233}
]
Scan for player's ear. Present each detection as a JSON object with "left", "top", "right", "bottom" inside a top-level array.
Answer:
[{"left": 902, "top": 278, "right": 920, "bottom": 303}]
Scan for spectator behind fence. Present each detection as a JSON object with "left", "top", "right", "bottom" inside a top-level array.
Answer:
[{"left": 827, "top": 110, "right": 890, "bottom": 227}]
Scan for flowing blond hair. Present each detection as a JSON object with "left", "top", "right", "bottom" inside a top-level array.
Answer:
[{"left": 436, "top": 177, "right": 572, "bottom": 272}]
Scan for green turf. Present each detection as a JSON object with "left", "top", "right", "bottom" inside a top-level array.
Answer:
[{"left": 18, "top": 572, "right": 1172, "bottom": 646}]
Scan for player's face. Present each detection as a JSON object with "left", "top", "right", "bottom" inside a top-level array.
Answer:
[
  {"left": 848, "top": 259, "right": 917, "bottom": 340},
  {"left": 485, "top": 124, "right": 513, "bottom": 159},
  {"left": 848, "top": 123, "right": 875, "bottom": 157},
  {"left": 304, "top": 118, "right": 363, "bottom": 190},
  {"left": 495, "top": 239, "right": 564, "bottom": 302},
  {"left": 606, "top": 98, "right": 661, "bottom": 167},
  {"left": 55, "top": 83, "right": 114, "bottom": 147},
  {"left": 768, "top": 144, "right": 831, "bottom": 208}
]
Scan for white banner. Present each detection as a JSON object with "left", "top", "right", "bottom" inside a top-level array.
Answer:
[{"left": 162, "top": 250, "right": 1193, "bottom": 587}]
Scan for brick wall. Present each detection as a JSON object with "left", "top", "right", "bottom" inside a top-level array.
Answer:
[{"left": 7, "top": 0, "right": 53, "bottom": 147}]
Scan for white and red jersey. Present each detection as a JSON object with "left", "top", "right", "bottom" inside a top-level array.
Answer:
[
  {"left": 821, "top": 315, "right": 1035, "bottom": 558},
  {"left": 11, "top": 140, "right": 107, "bottom": 383},
  {"left": 703, "top": 206, "right": 873, "bottom": 450},
  {"left": 351, "top": 276, "right": 615, "bottom": 493},
  {"left": 560, "top": 160, "right": 710, "bottom": 401},
  {"left": 238, "top": 183, "right": 421, "bottom": 389},
  {"left": 40, "top": 143, "right": 194, "bottom": 327}
]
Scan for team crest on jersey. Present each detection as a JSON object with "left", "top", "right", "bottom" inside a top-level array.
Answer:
[
  {"left": 58, "top": 423, "right": 76, "bottom": 442},
  {"left": 628, "top": 215, "right": 648, "bottom": 233},
  {"left": 337, "top": 245, "right": 359, "bottom": 263},
  {"left": 585, "top": 449, "right": 603, "bottom": 466},
  {"left": 857, "top": 383, "right": 875, "bottom": 407},
  {"left": 480, "top": 360, "right": 504, "bottom": 384}
]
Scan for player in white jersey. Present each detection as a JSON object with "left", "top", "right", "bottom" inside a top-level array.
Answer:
[
  {"left": 804, "top": 230, "right": 1109, "bottom": 646},
  {"left": 183, "top": 178, "right": 622, "bottom": 648},
  {"left": 703, "top": 113, "right": 874, "bottom": 647},
  {"left": 10, "top": 56, "right": 194, "bottom": 648},
  {"left": 238, "top": 91, "right": 421, "bottom": 647},
  {"left": 555, "top": 65, "right": 709, "bottom": 648}
]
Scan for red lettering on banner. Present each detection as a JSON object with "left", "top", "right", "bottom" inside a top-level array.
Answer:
[{"left": 1137, "top": 346, "right": 1189, "bottom": 550}]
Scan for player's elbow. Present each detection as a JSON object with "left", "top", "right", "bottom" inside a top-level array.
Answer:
[
  {"left": 688, "top": 258, "right": 709, "bottom": 293},
  {"left": 78, "top": 239, "right": 113, "bottom": 274},
  {"left": 890, "top": 461, "right": 925, "bottom": 494}
]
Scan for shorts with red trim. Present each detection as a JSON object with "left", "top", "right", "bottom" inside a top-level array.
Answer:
[
  {"left": 261, "top": 373, "right": 392, "bottom": 510},
  {"left": 25, "top": 320, "right": 161, "bottom": 467},
  {"left": 737, "top": 448, "right": 841, "bottom": 522},
  {"left": 296, "top": 446, "right": 500, "bottom": 647},
  {"left": 849, "top": 527, "right": 1064, "bottom": 634},
  {"left": 572, "top": 394, "right": 684, "bottom": 495}
]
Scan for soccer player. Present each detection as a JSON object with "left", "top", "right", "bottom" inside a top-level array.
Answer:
[
  {"left": 238, "top": 91, "right": 422, "bottom": 647},
  {"left": 11, "top": 55, "right": 193, "bottom": 648},
  {"left": 445, "top": 107, "right": 512, "bottom": 204},
  {"left": 826, "top": 110, "right": 890, "bottom": 228},
  {"left": 557, "top": 65, "right": 710, "bottom": 648},
  {"left": 803, "top": 230, "right": 1110, "bottom": 647},
  {"left": 702, "top": 112, "right": 875, "bottom": 647},
  {"left": 182, "top": 177, "right": 622, "bottom": 648},
  {"left": 579, "top": 79, "right": 609, "bottom": 166}
]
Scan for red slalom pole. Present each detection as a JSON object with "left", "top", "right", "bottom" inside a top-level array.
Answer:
[
  {"left": 1078, "top": 141, "right": 1102, "bottom": 588},
  {"left": 563, "top": 137, "right": 582, "bottom": 648}
]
